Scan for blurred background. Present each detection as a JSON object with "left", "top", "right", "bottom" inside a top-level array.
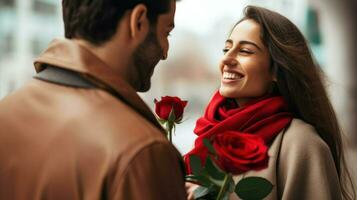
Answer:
[{"left": 1, "top": 0, "right": 356, "bottom": 184}]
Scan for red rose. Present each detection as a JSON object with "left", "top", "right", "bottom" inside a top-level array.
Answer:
[
  {"left": 212, "top": 131, "right": 269, "bottom": 175},
  {"left": 154, "top": 96, "right": 188, "bottom": 122}
]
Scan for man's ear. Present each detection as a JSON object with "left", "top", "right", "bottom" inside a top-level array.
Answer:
[{"left": 129, "top": 4, "right": 149, "bottom": 40}]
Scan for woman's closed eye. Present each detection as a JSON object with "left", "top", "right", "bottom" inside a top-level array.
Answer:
[
  {"left": 222, "top": 48, "right": 254, "bottom": 55},
  {"left": 239, "top": 48, "right": 254, "bottom": 55},
  {"left": 222, "top": 48, "right": 230, "bottom": 54}
]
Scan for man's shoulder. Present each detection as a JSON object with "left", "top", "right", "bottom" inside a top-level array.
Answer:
[
  {"left": 56, "top": 85, "right": 168, "bottom": 149},
  {"left": 0, "top": 79, "right": 166, "bottom": 147},
  {"left": 83, "top": 89, "right": 164, "bottom": 140}
]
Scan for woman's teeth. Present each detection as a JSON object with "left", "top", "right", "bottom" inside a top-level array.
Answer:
[{"left": 223, "top": 72, "right": 243, "bottom": 80}]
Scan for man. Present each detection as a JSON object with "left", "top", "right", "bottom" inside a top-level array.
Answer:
[{"left": 0, "top": 0, "right": 186, "bottom": 199}]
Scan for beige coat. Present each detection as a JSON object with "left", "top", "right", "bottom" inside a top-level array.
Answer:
[
  {"left": 231, "top": 119, "right": 342, "bottom": 200},
  {"left": 0, "top": 39, "right": 186, "bottom": 200}
]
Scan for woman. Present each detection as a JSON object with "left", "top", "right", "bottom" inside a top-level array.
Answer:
[{"left": 185, "top": 5, "right": 355, "bottom": 200}]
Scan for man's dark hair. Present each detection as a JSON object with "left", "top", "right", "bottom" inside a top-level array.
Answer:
[{"left": 62, "top": 0, "right": 173, "bottom": 45}]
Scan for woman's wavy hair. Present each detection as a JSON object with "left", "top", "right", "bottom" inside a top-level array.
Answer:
[{"left": 233, "top": 5, "right": 355, "bottom": 200}]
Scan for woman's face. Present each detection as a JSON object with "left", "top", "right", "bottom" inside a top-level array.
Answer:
[{"left": 219, "top": 19, "right": 274, "bottom": 106}]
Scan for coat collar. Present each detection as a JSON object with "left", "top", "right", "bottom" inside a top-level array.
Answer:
[{"left": 34, "top": 38, "right": 164, "bottom": 131}]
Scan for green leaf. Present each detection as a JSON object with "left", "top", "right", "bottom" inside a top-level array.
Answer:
[
  {"left": 193, "top": 186, "right": 211, "bottom": 199},
  {"left": 176, "top": 117, "right": 189, "bottom": 124},
  {"left": 203, "top": 138, "right": 217, "bottom": 156},
  {"left": 189, "top": 155, "right": 202, "bottom": 176},
  {"left": 186, "top": 174, "right": 212, "bottom": 188},
  {"left": 157, "top": 118, "right": 166, "bottom": 124},
  {"left": 194, "top": 185, "right": 219, "bottom": 200},
  {"left": 192, "top": 175, "right": 213, "bottom": 188},
  {"left": 186, "top": 155, "right": 217, "bottom": 188},
  {"left": 168, "top": 107, "right": 176, "bottom": 122},
  {"left": 189, "top": 156, "right": 226, "bottom": 188},
  {"left": 235, "top": 177, "right": 273, "bottom": 200},
  {"left": 205, "top": 157, "right": 225, "bottom": 182}
]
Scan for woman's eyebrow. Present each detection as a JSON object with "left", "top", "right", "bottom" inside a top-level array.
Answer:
[
  {"left": 225, "top": 39, "right": 262, "bottom": 51},
  {"left": 225, "top": 39, "right": 233, "bottom": 45},
  {"left": 239, "top": 40, "right": 262, "bottom": 51}
]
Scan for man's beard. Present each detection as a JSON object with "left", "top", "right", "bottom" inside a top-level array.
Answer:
[{"left": 132, "top": 28, "right": 163, "bottom": 92}]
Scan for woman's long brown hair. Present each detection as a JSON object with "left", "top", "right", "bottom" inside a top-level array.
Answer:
[{"left": 234, "top": 5, "right": 355, "bottom": 200}]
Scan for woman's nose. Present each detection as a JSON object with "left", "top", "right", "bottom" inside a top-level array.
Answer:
[{"left": 222, "top": 56, "right": 238, "bottom": 67}]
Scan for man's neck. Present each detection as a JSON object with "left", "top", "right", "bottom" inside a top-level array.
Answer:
[{"left": 72, "top": 38, "right": 133, "bottom": 84}]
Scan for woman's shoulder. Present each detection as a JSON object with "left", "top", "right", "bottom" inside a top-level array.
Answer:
[
  {"left": 276, "top": 121, "right": 341, "bottom": 200},
  {"left": 279, "top": 118, "right": 332, "bottom": 161}
]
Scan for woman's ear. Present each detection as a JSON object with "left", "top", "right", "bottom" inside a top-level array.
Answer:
[{"left": 129, "top": 4, "right": 149, "bottom": 40}]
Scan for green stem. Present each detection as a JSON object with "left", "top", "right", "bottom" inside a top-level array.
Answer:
[
  {"left": 166, "top": 121, "right": 173, "bottom": 143},
  {"left": 216, "top": 174, "right": 229, "bottom": 200},
  {"left": 169, "top": 123, "right": 172, "bottom": 143}
]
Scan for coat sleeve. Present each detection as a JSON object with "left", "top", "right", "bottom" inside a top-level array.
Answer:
[
  {"left": 109, "top": 142, "right": 187, "bottom": 200},
  {"left": 277, "top": 122, "right": 342, "bottom": 200}
]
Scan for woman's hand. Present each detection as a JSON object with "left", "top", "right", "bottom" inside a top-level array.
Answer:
[{"left": 185, "top": 182, "right": 200, "bottom": 200}]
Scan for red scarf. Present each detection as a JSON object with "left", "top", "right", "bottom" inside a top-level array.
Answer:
[{"left": 184, "top": 91, "right": 293, "bottom": 174}]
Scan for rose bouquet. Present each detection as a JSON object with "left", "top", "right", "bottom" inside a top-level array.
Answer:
[{"left": 185, "top": 131, "right": 273, "bottom": 200}]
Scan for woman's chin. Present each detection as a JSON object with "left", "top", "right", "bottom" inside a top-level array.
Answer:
[{"left": 219, "top": 87, "right": 239, "bottom": 98}]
